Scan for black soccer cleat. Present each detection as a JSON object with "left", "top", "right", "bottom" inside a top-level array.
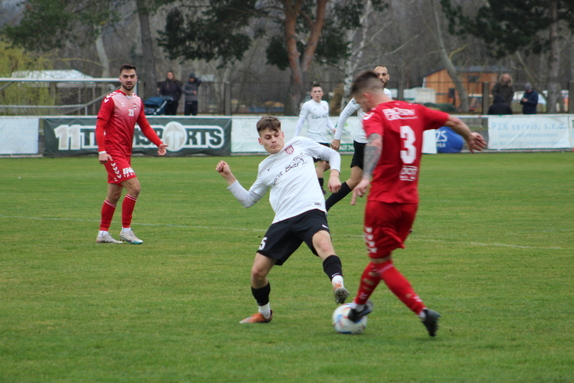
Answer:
[
  {"left": 348, "top": 300, "right": 373, "bottom": 322},
  {"left": 422, "top": 308, "right": 441, "bottom": 337}
]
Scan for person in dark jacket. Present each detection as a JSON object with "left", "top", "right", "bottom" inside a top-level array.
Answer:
[
  {"left": 520, "top": 82, "right": 538, "bottom": 114},
  {"left": 183, "top": 73, "right": 202, "bottom": 116},
  {"left": 158, "top": 71, "right": 182, "bottom": 115},
  {"left": 491, "top": 73, "right": 515, "bottom": 106},
  {"left": 487, "top": 94, "right": 513, "bottom": 115}
]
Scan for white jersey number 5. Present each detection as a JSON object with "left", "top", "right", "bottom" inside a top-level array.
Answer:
[{"left": 400, "top": 125, "right": 416, "bottom": 164}]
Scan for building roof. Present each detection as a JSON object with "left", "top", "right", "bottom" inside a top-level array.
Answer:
[{"left": 423, "top": 65, "right": 510, "bottom": 78}]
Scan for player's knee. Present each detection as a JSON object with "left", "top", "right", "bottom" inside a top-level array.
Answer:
[
  {"left": 314, "top": 237, "right": 333, "bottom": 254},
  {"left": 251, "top": 266, "right": 268, "bottom": 282}
]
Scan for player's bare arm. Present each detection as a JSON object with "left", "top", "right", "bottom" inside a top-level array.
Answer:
[
  {"left": 444, "top": 116, "right": 487, "bottom": 153},
  {"left": 331, "top": 139, "right": 341, "bottom": 151},
  {"left": 98, "top": 152, "right": 113, "bottom": 164},
  {"left": 158, "top": 144, "right": 168, "bottom": 156},
  {"left": 328, "top": 169, "right": 342, "bottom": 193},
  {"left": 216, "top": 160, "right": 238, "bottom": 186},
  {"left": 351, "top": 133, "right": 382, "bottom": 204}
]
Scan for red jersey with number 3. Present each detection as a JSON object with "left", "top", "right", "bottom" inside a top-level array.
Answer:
[
  {"left": 97, "top": 90, "right": 161, "bottom": 157},
  {"left": 363, "top": 101, "right": 448, "bottom": 203}
]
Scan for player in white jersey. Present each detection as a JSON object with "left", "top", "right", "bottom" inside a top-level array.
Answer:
[
  {"left": 294, "top": 82, "right": 336, "bottom": 194},
  {"left": 326, "top": 65, "right": 392, "bottom": 210},
  {"left": 216, "top": 116, "right": 349, "bottom": 324}
]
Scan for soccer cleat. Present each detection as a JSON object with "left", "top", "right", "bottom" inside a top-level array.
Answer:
[
  {"left": 421, "top": 308, "right": 441, "bottom": 337},
  {"left": 96, "top": 233, "right": 123, "bottom": 244},
  {"left": 333, "top": 283, "right": 349, "bottom": 304},
  {"left": 119, "top": 230, "right": 143, "bottom": 244},
  {"left": 239, "top": 310, "right": 273, "bottom": 324},
  {"left": 348, "top": 300, "right": 373, "bottom": 322}
]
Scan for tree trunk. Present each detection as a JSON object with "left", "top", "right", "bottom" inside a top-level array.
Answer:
[
  {"left": 430, "top": 0, "right": 469, "bottom": 111},
  {"left": 282, "top": 0, "right": 328, "bottom": 115},
  {"left": 95, "top": 31, "right": 110, "bottom": 78},
  {"left": 135, "top": 0, "right": 157, "bottom": 100},
  {"left": 341, "top": 0, "right": 372, "bottom": 106},
  {"left": 547, "top": 0, "right": 560, "bottom": 113}
]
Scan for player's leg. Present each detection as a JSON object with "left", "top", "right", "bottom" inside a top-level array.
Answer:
[
  {"left": 97, "top": 183, "right": 123, "bottom": 243},
  {"left": 239, "top": 252, "right": 276, "bottom": 324},
  {"left": 326, "top": 165, "right": 362, "bottom": 210},
  {"left": 326, "top": 141, "right": 365, "bottom": 210},
  {"left": 118, "top": 177, "right": 143, "bottom": 244},
  {"left": 241, "top": 220, "right": 300, "bottom": 323},
  {"left": 351, "top": 202, "right": 440, "bottom": 335},
  {"left": 315, "top": 160, "right": 326, "bottom": 194}
]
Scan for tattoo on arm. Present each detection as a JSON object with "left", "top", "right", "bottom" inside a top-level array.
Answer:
[{"left": 362, "top": 134, "right": 382, "bottom": 178}]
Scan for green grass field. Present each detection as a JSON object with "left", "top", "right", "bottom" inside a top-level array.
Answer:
[{"left": 1, "top": 152, "right": 573, "bottom": 382}]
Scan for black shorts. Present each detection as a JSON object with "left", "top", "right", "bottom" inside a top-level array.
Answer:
[
  {"left": 350, "top": 141, "right": 365, "bottom": 169},
  {"left": 257, "top": 209, "right": 330, "bottom": 265},
  {"left": 313, "top": 142, "right": 330, "bottom": 163}
]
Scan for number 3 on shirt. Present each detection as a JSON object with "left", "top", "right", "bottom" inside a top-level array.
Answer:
[{"left": 400, "top": 125, "right": 416, "bottom": 164}]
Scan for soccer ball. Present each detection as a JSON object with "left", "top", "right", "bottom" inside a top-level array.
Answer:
[{"left": 332, "top": 303, "right": 368, "bottom": 334}]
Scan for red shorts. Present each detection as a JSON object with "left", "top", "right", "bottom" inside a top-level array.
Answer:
[
  {"left": 103, "top": 155, "right": 137, "bottom": 185},
  {"left": 363, "top": 201, "right": 418, "bottom": 259}
]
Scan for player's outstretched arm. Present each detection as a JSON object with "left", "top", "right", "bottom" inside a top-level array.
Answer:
[
  {"left": 216, "top": 161, "right": 237, "bottom": 186},
  {"left": 444, "top": 116, "right": 487, "bottom": 153},
  {"left": 157, "top": 144, "right": 168, "bottom": 156}
]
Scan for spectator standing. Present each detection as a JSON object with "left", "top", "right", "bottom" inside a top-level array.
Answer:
[
  {"left": 520, "top": 82, "right": 539, "bottom": 114},
  {"left": 487, "top": 94, "right": 513, "bottom": 115},
  {"left": 183, "top": 73, "right": 202, "bottom": 116},
  {"left": 491, "top": 73, "right": 515, "bottom": 106},
  {"left": 158, "top": 71, "right": 182, "bottom": 115}
]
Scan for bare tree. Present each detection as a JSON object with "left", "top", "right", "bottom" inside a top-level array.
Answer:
[{"left": 429, "top": 0, "right": 469, "bottom": 111}]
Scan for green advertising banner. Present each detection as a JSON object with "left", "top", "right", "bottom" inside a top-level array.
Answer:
[{"left": 43, "top": 117, "right": 232, "bottom": 157}]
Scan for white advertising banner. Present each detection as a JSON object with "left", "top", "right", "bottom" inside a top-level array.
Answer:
[
  {"left": 488, "top": 115, "right": 571, "bottom": 150},
  {"left": 231, "top": 116, "right": 437, "bottom": 154},
  {"left": 0, "top": 117, "right": 39, "bottom": 154}
]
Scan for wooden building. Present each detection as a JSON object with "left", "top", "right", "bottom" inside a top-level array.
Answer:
[{"left": 423, "top": 66, "right": 508, "bottom": 110}]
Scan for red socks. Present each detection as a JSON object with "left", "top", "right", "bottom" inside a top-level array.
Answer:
[
  {"left": 99, "top": 195, "right": 137, "bottom": 231},
  {"left": 354, "top": 262, "right": 383, "bottom": 305},
  {"left": 121, "top": 194, "right": 137, "bottom": 228},
  {"left": 99, "top": 200, "right": 116, "bottom": 231},
  {"left": 355, "top": 260, "right": 425, "bottom": 315}
]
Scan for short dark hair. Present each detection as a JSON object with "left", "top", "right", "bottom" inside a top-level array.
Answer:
[
  {"left": 119, "top": 64, "right": 137, "bottom": 74},
  {"left": 256, "top": 115, "right": 282, "bottom": 134},
  {"left": 311, "top": 81, "right": 321, "bottom": 89},
  {"left": 351, "top": 70, "right": 382, "bottom": 98}
]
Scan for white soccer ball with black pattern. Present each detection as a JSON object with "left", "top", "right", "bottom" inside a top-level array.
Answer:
[{"left": 332, "top": 303, "right": 368, "bottom": 334}]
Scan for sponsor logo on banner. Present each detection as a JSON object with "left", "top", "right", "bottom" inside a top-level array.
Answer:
[{"left": 53, "top": 122, "right": 225, "bottom": 152}]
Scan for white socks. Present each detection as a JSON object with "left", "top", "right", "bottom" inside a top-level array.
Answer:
[
  {"left": 331, "top": 275, "right": 344, "bottom": 288},
  {"left": 258, "top": 303, "right": 271, "bottom": 319}
]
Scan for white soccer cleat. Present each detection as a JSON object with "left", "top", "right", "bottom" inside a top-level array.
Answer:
[
  {"left": 96, "top": 233, "right": 123, "bottom": 244},
  {"left": 119, "top": 229, "right": 143, "bottom": 244},
  {"left": 333, "top": 282, "right": 349, "bottom": 304}
]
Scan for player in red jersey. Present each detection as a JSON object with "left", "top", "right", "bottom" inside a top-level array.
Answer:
[
  {"left": 95, "top": 64, "right": 168, "bottom": 244},
  {"left": 347, "top": 71, "right": 486, "bottom": 336}
]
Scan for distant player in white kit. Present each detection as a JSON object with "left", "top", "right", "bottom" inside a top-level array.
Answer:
[
  {"left": 327, "top": 65, "right": 392, "bottom": 210},
  {"left": 216, "top": 116, "right": 349, "bottom": 323},
  {"left": 294, "top": 82, "right": 336, "bottom": 194}
]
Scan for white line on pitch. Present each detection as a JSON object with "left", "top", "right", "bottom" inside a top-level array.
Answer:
[{"left": 0, "top": 214, "right": 565, "bottom": 250}]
